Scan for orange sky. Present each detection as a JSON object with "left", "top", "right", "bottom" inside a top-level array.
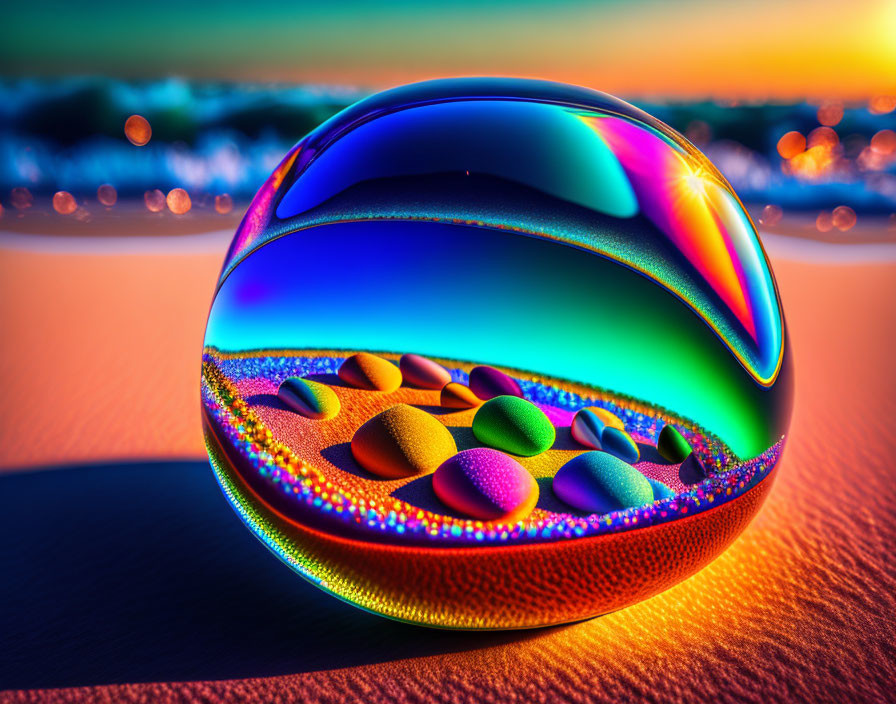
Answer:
[{"left": 1, "top": 0, "right": 894, "bottom": 98}]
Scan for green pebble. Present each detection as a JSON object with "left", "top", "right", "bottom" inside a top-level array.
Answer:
[
  {"left": 657, "top": 424, "right": 692, "bottom": 463},
  {"left": 472, "top": 395, "right": 555, "bottom": 457}
]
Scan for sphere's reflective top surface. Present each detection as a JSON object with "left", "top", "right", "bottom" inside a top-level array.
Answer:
[{"left": 208, "top": 78, "right": 791, "bottom": 460}]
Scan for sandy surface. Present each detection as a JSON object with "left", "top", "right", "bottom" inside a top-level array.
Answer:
[
  {"left": 209, "top": 351, "right": 688, "bottom": 519},
  {"left": 1, "top": 227, "right": 894, "bottom": 702}
]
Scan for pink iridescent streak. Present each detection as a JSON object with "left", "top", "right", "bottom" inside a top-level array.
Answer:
[
  {"left": 223, "top": 143, "right": 302, "bottom": 271},
  {"left": 586, "top": 116, "right": 761, "bottom": 343}
]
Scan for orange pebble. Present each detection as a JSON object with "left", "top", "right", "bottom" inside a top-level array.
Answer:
[
  {"left": 584, "top": 406, "right": 625, "bottom": 432},
  {"left": 351, "top": 404, "right": 457, "bottom": 478},
  {"left": 440, "top": 382, "right": 481, "bottom": 410},
  {"left": 337, "top": 353, "right": 402, "bottom": 392}
]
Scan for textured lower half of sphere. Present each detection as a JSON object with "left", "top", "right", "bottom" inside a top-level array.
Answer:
[
  {"left": 201, "top": 348, "right": 783, "bottom": 629},
  {"left": 205, "top": 403, "right": 777, "bottom": 629}
]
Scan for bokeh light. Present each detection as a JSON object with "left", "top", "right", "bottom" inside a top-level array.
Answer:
[
  {"left": 167, "top": 188, "right": 192, "bottom": 215},
  {"left": 870, "top": 129, "right": 896, "bottom": 155},
  {"left": 52, "top": 191, "right": 77, "bottom": 215},
  {"left": 807, "top": 126, "right": 839, "bottom": 151},
  {"left": 11, "top": 187, "right": 34, "bottom": 210},
  {"left": 816, "top": 211, "right": 834, "bottom": 232},
  {"left": 215, "top": 193, "right": 233, "bottom": 214},
  {"left": 97, "top": 184, "right": 117, "bottom": 207},
  {"left": 684, "top": 120, "right": 712, "bottom": 146},
  {"left": 758, "top": 204, "right": 783, "bottom": 227},
  {"left": 869, "top": 95, "right": 896, "bottom": 115},
  {"left": 832, "top": 205, "right": 857, "bottom": 231},
  {"left": 124, "top": 115, "right": 152, "bottom": 146},
  {"left": 858, "top": 145, "right": 890, "bottom": 171},
  {"left": 842, "top": 133, "right": 868, "bottom": 159},
  {"left": 776, "top": 131, "right": 805, "bottom": 159},
  {"left": 144, "top": 189, "right": 166, "bottom": 212},
  {"left": 789, "top": 146, "right": 834, "bottom": 181},
  {"left": 816, "top": 101, "right": 844, "bottom": 127}
]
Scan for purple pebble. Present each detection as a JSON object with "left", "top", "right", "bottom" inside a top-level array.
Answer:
[
  {"left": 433, "top": 448, "right": 538, "bottom": 521},
  {"left": 468, "top": 365, "right": 523, "bottom": 401},
  {"left": 679, "top": 452, "right": 708, "bottom": 485}
]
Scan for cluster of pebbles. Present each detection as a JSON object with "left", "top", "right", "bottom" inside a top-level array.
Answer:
[{"left": 277, "top": 351, "right": 707, "bottom": 522}]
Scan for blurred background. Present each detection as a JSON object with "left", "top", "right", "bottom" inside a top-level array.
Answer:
[
  {"left": 1, "top": 0, "right": 894, "bottom": 238},
  {"left": 2, "top": 2, "right": 896, "bottom": 701}
]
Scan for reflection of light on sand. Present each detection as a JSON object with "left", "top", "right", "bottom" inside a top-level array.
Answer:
[
  {"left": 760, "top": 231, "right": 896, "bottom": 263},
  {"left": 5, "top": 223, "right": 896, "bottom": 261},
  {"left": 0, "top": 229, "right": 233, "bottom": 255}
]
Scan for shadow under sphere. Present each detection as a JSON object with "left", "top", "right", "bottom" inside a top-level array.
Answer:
[{"left": 0, "top": 461, "right": 545, "bottom": 689}]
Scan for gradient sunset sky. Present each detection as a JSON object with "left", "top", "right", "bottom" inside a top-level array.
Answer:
[{"left": 1, "top": 0, "right": 894, "bottom": 99}]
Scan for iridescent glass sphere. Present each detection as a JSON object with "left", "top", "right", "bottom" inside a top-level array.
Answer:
[{"left": 201, "top": 79, "right": 792, "bottom": 629}]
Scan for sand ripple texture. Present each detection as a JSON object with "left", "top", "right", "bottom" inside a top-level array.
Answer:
[{"left": 0, "top": 234, "right": 894, "bottom": 703}]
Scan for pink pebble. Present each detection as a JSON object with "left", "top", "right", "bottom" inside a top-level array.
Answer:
[
  {"left": 433, "top": 448, "right": 538, "bottom": 522},
  {"left": 399, "top": 353, "right": 452, "bottom": 389}
]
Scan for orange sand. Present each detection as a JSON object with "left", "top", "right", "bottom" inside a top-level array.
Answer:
[{"left": 1, "top": 229, "right": 894, "bottom": 702}]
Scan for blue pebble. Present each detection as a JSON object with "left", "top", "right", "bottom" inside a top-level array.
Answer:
[
  {"left": 553, "top": 451, "right": 653, "bottom": 514},
  {"left": 646, "top": 478, "right": 676, "bottom": 501},
  {"left": 601, "top": 427, "right": 641, "bottom": 464}
]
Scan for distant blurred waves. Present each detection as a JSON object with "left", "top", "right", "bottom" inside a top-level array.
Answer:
[{"left": 1, "top": 77, "right": 894, "bottom": 214}]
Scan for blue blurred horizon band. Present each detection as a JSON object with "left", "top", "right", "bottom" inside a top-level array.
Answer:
[{"left": 1, "top": 77, "right": 894, "bottom": 213}]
